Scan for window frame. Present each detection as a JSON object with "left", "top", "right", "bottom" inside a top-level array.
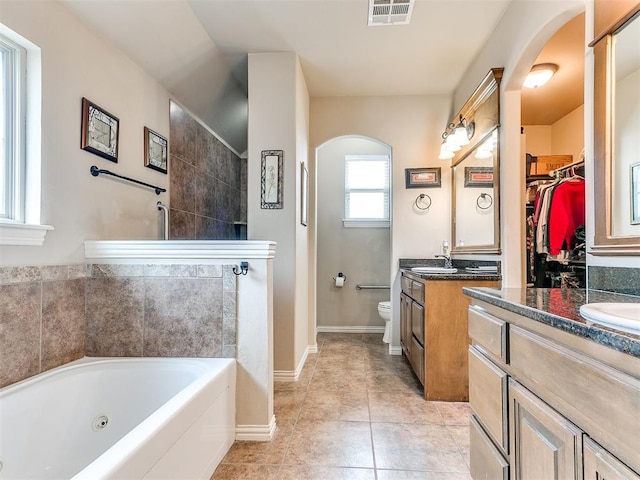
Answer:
[{"left": 343, "top": 154, "right": 390, "bottom": 228}]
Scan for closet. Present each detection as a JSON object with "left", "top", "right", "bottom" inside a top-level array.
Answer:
[{"left": 525, "top": 155, "right": 586, "bottom": 287}]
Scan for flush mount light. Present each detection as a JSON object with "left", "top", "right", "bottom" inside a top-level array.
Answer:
[{"left": 524, "top": 63, "right": 558, "bottom": 88}]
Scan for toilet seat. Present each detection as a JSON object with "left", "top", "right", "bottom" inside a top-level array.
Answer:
[{"left": 378, "top": 301, "right": 391, "bottom": 310}]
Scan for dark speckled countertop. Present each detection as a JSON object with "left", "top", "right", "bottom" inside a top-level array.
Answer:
[
  {"left": 399, "top": 258, "right": 502, "bottom": 281},
  {"left": 463, "top": 287, "right": 640, "bottom": 358}
]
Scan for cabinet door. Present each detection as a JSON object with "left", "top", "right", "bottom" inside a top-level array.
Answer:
[
  {"left": 400, "top": 293, "right": 412, "bottom": 357},
  {"left": 584, "top": 437, "right": 640, "bottom": 480},
  {"left": 509, "top": 379, "right": 582, "bottom": 480},
  {"left": 470, "top": 414, "right": 509, "bottom": 480},
  {"left": 411, "top": 301, "right": 425, "bottom": 346},
  {"left": 410, "top": 334, "right": 425, "bottom": 385}
]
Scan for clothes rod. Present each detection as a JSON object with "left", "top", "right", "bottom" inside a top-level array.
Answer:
[
  {"left": 90, "top": 165, "right": 166, "bottom": 195},
  {"left": 356, "top": 285, "right": 391, "bottom": 290},
  {"left": 549, "top": 160, "right": 584, "bottom": 177}
]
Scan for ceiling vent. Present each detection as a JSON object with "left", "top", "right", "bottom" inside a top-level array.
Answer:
[{"left": 368, "top": 0, "right": 414, "bottom": 26}]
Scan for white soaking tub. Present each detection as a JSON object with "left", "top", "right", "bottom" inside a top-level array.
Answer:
[{"left": 0, "top": 357, "right": 236, "bottom": 480}]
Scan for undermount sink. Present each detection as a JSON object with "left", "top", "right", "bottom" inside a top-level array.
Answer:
[
  {"left": 579, "top": 303, "right": 640, "bottom": 334},
  {"left": 410, "top": 267, "right": 458, "bottom": 274}
]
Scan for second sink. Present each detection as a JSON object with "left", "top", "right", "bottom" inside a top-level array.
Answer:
[{"left": 410, "top": 267, "right": 458, "bottom": 274}]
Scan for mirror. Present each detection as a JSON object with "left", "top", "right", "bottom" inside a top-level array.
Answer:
[
  {"left": 448, "top": 68, "right": 502, "bottom": 254},
  {"left": 452, "top": 129, "right": 499, "bottom": 252},
  {"left": 593, "top": 6, "right": 640, "bottom": 253}
]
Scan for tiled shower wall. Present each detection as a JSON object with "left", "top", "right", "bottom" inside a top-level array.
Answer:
[
  {"left": 169, "top": 102, "right": 247, "bottom": 240},
  {"left": 0, "top": 263, "right": 236, "bottom": 389}
]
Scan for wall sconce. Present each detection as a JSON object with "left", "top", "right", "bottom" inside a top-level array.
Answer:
[
  {"left": 524, "top": 63, "right": 558, "bottom": 88},
  {"left": 439, "top": 115, "right": 474, "bottom": 160}
]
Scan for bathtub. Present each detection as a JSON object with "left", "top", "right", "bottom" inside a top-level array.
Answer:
[{"left": 0, "top": 357, "right": 236, "bottom": 479}]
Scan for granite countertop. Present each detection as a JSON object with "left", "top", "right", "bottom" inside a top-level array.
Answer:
[
  {"left": 463, "top": 287, "right": 640, "bottom": 358},
  {"left": 399, "top": 258, "right": 502, "bottom": 281}
]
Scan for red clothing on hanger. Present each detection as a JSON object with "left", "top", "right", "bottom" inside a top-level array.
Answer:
[{"left": 547, "top": 179, "right": 585, "bottom": 255}]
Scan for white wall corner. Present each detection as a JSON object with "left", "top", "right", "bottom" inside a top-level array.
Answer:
[{"left": 274, "top": 344, "right": 310, "bottom": 382}]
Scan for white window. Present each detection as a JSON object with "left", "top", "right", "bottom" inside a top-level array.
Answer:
[
  {"left": 344, "top": 154, "right": 390, "bottom": 227},
  {"left": 0, "top": 25, "right": 50, "bottom": 245}
]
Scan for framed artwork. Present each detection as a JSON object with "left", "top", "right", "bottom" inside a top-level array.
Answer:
[
  {"left": 405, "top": 167, "right": 441, "bottom": 188},
  {"left": 301, "top": 162, "right": 309, "bottom": 226},
  {"left": 464, "top": 167, "right": 494, "bottom": 188},
  {"left": 632, "top": 163, "right": 640, "bottom": 224},
  {"left": 81, "top": 97, "right": 119, "bottom": 163},
  {"left": 261, "top": 150, "right": 283, "bottom": 209},
  {"left": 144, "top": 127, "right": 168, "bottom": 174}
]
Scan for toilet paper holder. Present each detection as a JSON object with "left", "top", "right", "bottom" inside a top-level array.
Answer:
[{"left": 333, "top": 272, "right": 347, "bottom": 282}]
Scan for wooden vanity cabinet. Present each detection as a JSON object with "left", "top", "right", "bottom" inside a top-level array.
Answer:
[
  {"left": 468, "top": 300, "right": 640, "bottom": 480},
  {"left": 400, "top": 272, "right": 499, "bottom": 401}
]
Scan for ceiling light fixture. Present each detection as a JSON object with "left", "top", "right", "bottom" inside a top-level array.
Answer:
[{"left": 524, "top": 63, "right": 558, "bottom": 88}]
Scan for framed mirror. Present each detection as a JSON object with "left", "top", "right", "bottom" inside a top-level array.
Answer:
[
  {"left": 448, "top": 68, "right": 503, "bottom": 254},
  {"left": 452, "top": 128, "right": 500, "bottom": 253},
  {"left": 592, "top": 4, "right": 640, "bottom": 254}
]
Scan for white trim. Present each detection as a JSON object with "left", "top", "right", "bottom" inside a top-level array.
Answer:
[
  {"left": 343, "top": 220, "right": 390, "bottom": 228},
  {"left": 307, "top": 343, "right": 318, "bottom": 354},
  {"left": 316, "top": 325, "right": 385, "bottom": 334},
  {"left": 0, "top": 222, "right": 53, "bottom": 246},
  {"left": 274, "top": 344, "right": 311, "bottom": 382},
  {"left": 235, "top": 415, "right": 276, "bottom": 441},
  {"left": 84, "top": 240, "right": 277, "bottom": 260},
  {"left": 388, "top": 346, "right": 403, "bottom": 355}
]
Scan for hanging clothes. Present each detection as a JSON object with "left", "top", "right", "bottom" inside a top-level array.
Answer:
[{"left": 547, "top": 178, "right": 585, "bottom": 255}]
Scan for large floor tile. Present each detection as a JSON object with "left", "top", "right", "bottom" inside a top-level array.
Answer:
[
  {"left": 377, "top": 470, "right": 473, "bottom": 480},
  {"left": 372, "top": 422, "right": 469, "bottom": 472},
  {"left": 211, "top": 464, "right": 280, "bottom": 480},
  {"left": 435, "top": 402, "right": 472, "bottom": 425},
  {"left": 368, "top": 392, "right": 443, "bottom": 424},
  {"left": 285, "top": 420, "right": 374, "bottom": 468},
  {"left": 278, "top": 466, "right": 375, "bottom": 480},
  {"left": 365, "top": 371, "right": 422, "bottom": 395},
  {"left": 308, "top": 368, "right": 367, "bottom": 392},
  {"left": 299, "top": 390, "right": 370, "bottom": 422},
  {"left": 274, "top": 389, "right": 307, "bottom": 421}
]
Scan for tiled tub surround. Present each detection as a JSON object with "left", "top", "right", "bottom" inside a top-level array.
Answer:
[
  {"left": 170, "top": 101, "right": 247, "bottom": 240},
  {"left": 462, "top": 287, "right": 640, "bottom": 357},
  {"left": 0, "top": 262, "right": 236, "bottom": 389},
  {"left": 86, "top": 263, "right": 237, "bottom": 358},
  {"left": 0, "top": 265, "right": 87, "bottom": 388}
]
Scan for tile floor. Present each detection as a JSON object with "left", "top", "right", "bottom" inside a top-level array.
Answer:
[{"left": 212, "top": 333, "right": 472, "bottom": 480}]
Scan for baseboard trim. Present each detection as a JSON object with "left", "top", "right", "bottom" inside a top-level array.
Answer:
[
  {"left": 389, "top": 345, "right": 403, "bottom": 355},
  {"left": 274, "top": 344, "right": 310, "bottom": 382},
  {"left": 235, "top": 415, "right": 276, "bottom": 441},
  {"left": 316, "top": 325, "right": 385, "bottom": 334},
  {"left": 308, "top": 343, "right": 318, "bottom": 354}
]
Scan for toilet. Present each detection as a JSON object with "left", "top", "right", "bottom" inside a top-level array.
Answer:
[{"left": 378, "top": 301, "right": 392, "bottom": 343}]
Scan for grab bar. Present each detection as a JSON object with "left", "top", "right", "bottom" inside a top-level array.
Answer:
[
  {"left": 356, "top": 285, "right": 390, "bottom": 290},
  {"left": 90, "top": 165, "right": 166, "bottom": 195}
]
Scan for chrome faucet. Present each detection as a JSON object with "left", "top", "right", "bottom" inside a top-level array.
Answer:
[
  {"left": 157, "top": 201, "right": 169, "bottom": 240},
  {"left": 435, "top": 254, "right": 453, "bottom": 269}
]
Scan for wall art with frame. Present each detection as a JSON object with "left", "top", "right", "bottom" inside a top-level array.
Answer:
[
  {"left": 464, "top": 167, "right": 494, "bottom": 188},
  {"left": 405, "top": 167, "right": 441, "bottom": 188},
  {"left": 261, "top": 150, "right": 283, "bottom": 209},
  {"left": 144, "top": 127, "right": 168, "bottom": 174},
  {"left": 81, "top": 97, "right": 119, "bottom": 163}
]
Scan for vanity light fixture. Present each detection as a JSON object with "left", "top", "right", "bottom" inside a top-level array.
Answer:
[
  {"left": 439, "top": 115, "right": 475, "bottom": 160},
  {"left": 524, "top": 63, "right": 558, "bottom": 88}
]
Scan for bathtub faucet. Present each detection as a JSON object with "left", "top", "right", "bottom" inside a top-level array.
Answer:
[{"left": 157, "top": 201, "right": 169, "bottom": 240}]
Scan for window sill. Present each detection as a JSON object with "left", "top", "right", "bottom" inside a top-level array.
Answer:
[
  {"left": 343, "top": 220, "right": 390, "bottom": 228},
  {"left": 0, "top": 222, "right": 54, "bottom": 246}
]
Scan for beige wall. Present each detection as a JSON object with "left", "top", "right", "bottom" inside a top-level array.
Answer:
[
  {"left": 310, "top": 95, "right": 452, "bottom": 347},
  {"left": 248, "top": 53, "right": 310, "bottom": 374},
  {"left": 316, "top": 137, "right": 391, "bottom": 329},
  {"left": 0, "top": 0, "right": 171, "bottom": 267},
  {"left": 524, "top": 104, "right": 585, "bottom": 161}
]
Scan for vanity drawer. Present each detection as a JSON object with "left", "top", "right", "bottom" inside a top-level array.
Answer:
[
  {"left": 584, "top": 437, "right": 640, "bottom": 480},
  {"left": 411, "top": 280, "right": 424, "bottom": 304},
  {"left": 468, "top": 346, "right": 508, "bottom": 453},
  {"left": 468, "top": 305, "right": 507, "bottom": 363},
  {"left": 470, "top": 414, "right": 509, "bottom": 480}
]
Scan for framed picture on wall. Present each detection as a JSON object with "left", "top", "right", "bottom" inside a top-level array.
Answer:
[
  {"left": 631, "top": 163, "right": 640, "bottom": 224},
  {"left": 301, "top": 162, "right": 309, "bottom": 226},
  {"left": 144, "top": 127, "right": 168, "bottom": 174},
  {"left": 464, "top": 167, "right": 494, "bottom": 188},
  {"left": 81, "top": 97, "right": 119, "bottom": 163},
  {"left": 261, "top": 150, "right": 283, "bottom": 209},
  {"left": 405, "top": 167, "right": 441, "bottom": 188}
]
